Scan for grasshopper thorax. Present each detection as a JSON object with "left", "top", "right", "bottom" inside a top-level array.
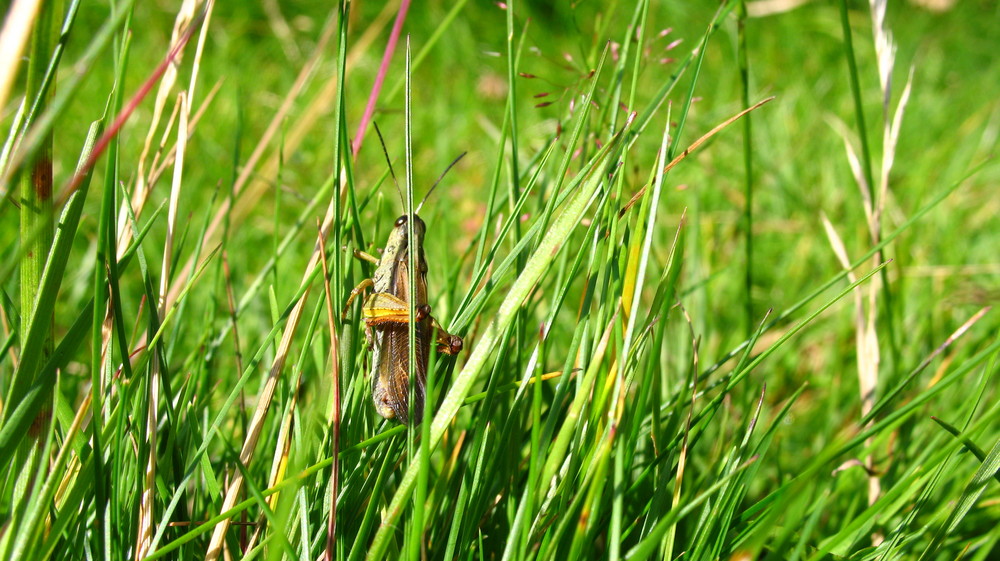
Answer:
[{"left": 372, "top": 213, "right": 429, "bottom": 295}]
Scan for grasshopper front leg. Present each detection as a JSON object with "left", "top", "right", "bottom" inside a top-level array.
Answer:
[{"left": 341, "top": 247, "right": 383, "bottom": 319}]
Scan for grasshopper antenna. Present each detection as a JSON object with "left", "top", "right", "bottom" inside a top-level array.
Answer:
[
  {"left": 416, "top": 151, "right": 467, "bottom": 214},
  {"left": 373, "top": 122, "right": 405, "bottom": 208}
]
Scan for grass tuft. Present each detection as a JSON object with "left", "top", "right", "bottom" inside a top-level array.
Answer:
[{"left": 1, "top": 0, "right": 998, "bottom": 560}]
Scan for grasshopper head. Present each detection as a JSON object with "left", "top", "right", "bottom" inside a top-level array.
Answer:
[
  {"left": 393, "top": 213, "right": 426, "bottom": 230},
  {"left": 390, "top": 214, "right": 427, "bottom": 258}
]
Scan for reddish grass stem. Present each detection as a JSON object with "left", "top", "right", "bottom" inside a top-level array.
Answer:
[{"left": 351, "top": 0, "right": 410, "bottom": 158}]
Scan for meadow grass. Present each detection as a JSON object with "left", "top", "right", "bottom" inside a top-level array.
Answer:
[{"left": 1, "top": 0, "right": 998, "bottom": 559}]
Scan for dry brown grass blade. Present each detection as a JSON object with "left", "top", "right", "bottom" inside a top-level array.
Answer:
[
  {"left": 664, "top": 301, "right": 700, "bottom": 559},
  {"left": 918, "top": 306, "right": 991, "bottom": 383},
  {"left": 241, "top": 370, "right": 303, "bottom": 555},
  {"left": 165, "top": 1, "right": 393, "bottom": 312},
  {"left": 142, "top": 79, "right": 223, "bottom": 206},
  {"left": 619, "top": 96, "right": 775, "bottom": 217},
  {"left": 820, "top": 213, "right": 878, "bottom": 421},
  {"left": 746, "top": 0, "right": 810, "bottom": 17},
  {"left": 256, "top": 369, "right": 303, "bottom": 542},
  {"left": 225, "top": 0, "right": 395, "bottom": 223},
  {"left": 831, "top": 111, "right": 883, "bottom": 518},
  {"left": 317, "top": 220, "right": 341, "bottom": 561},
  {"left": 263, "top": 0, "right": 302, "bottom": 63},
  {"left": 0, "top": 0, "right": 42, "bottom": 115},
  {"left": 203, "top": 172, "right": 345, "bottom": 561},
  {"left": 53, "top": 7, "right": 205, "bottom": 205},
  {"left": 137, "top": 86, "right": 192, "bottom": 561},
  {"left": 129, "top": 7, "right": 213, "bottom": 561},
  {"left": 119, "top": 6, "right": 221, "bottom": 259},
  {"left": 823, "top": 197, "right": 882, "bottom": 518},
  {"left": 116, "top": 0, "right": 206, "bottom": 251}
]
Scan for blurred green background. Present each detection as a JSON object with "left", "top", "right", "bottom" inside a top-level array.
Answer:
[{"left": 45, "top": 0, "right": 998, "bottom": 385}]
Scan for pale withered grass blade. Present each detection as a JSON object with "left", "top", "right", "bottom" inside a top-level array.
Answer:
[
  {"left": 0, "top": 0, "right": 135, "bottom": 202},
  {"left": 116, "top": 0, "right": 208, "bottom": 253},
  {"left": 136, "top": 77, "right": 196, "bottom": 559},
  {"left": 0, "top": 0, "right": 42, "bottom": 114},
  {"left": 165, "top": 4, "right": 344, "bottom": 309}
]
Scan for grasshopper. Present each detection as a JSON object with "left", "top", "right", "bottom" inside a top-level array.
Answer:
[{"left": 343, "top": 147, "right": 464, "bottom": 423}]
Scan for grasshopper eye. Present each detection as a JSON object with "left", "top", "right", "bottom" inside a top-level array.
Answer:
[{"left": 395, "top": 216, "right": 407, "bottom": 227}]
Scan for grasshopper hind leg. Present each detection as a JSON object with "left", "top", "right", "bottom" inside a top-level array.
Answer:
[
  {"left": 342, "top": 278, "right": 375, "bottom": 320},
  {"left": 432, "top": 318, "right": 463, "bottom": 355}
]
